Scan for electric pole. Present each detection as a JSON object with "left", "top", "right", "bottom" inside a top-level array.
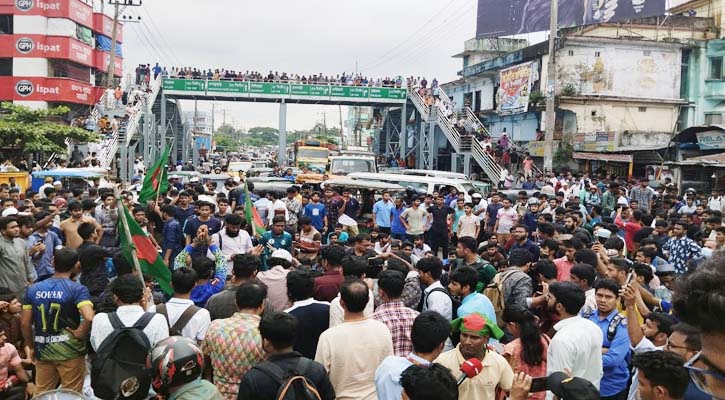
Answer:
[
  {"left": 543, "top": 0, "right": 558, "bottom": 172},
  {"left": 105, "top": 0, "right": 141, "bottom": 88}
]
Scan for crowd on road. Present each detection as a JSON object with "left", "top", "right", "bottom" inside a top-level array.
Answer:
[{"left": 0, "top": 150, "right": 723, "bottom": 400}]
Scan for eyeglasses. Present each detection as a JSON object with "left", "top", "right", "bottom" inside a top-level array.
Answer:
[
  {"left": 684, "top": 351, "right": 725, "bottom": 398},
  {"left": 665, "top": 337, "right": 694, "bottom": 352}
]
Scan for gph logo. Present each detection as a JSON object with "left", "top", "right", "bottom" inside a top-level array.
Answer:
[
  {"left": 15, "top": 0, "right": 33, "bottom": 11},
  {"left": 16, "top": 37, "right": 34, "bottom": 54},
  {"left": 15, "top": 80, "right": 34, "bottom": 97}
]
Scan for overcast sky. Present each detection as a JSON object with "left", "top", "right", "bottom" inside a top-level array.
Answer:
[{"left": 119, "top": 0, "right": 481, "bottom": 131}]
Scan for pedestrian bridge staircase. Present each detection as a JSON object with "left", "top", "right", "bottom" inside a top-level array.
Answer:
[{"left": 407, "top": 86, "right": 504, "bottom": 183}]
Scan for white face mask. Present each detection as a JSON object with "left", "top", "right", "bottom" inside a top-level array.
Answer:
[{"left": 702, "top": 248, "right": 714, "bottom": 258}]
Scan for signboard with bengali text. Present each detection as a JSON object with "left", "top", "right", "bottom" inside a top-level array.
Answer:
[
  {"left": 161, "top": 79, "right": 407, "bottom": 102},
  {"left": 497, "top": 62, "right": 533, "bottom": 115}
]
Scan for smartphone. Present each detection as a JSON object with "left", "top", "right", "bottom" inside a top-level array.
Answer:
[
  {"left": 626, "top": 271, "right": 635, "bottom": 285},
  {"left": 529, "top": 376, "right": 548, "bottom": 392}
]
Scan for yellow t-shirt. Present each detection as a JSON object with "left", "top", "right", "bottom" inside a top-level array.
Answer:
[{"left": 435, "top": 345, "right": 514, "bottom": 400}]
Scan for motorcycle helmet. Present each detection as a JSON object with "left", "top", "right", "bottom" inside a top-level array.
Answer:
[{"left": 149, "top": 336, "right": 204, "bottom": 394}]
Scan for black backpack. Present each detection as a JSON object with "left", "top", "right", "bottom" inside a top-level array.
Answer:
[
  {"left": 252, "top": 358, "right": 322, "bottom": 400},
  {"left": 91, "top": 312, "right": 155, "bottom": 400},
  {"left": 422, "top": 287, "right": 461, "bottom": 320},
  {"left": 156, "top": 303, "right": 201, "bottom": 337}
]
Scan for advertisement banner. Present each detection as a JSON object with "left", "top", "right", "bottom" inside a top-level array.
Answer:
[
  {"left": 93, "top": 12, "right": 123, "bottom": 43},
  {"left": 10, "top": 0, "right": 94, "bottom": 28},
  {"left": 527, "top": 140, "right": 559, "bottom": 157},
  {"left": 476, "top": 0, "right": 667, "bottom": 37},
  {"left": 497, "top": 62, "right": 533, "bottom": 115},
  {"left": 95, "top": 51, "right": 123, "bottom": 77},
  {"left": 696, "top": 130, "right": 725, "bottom": 150},
  {"left": 0, "top": 34, "right": 94, "bottom": 66},
  {"left": 0, "top": 76, "right": 102, "bottom": 104}
]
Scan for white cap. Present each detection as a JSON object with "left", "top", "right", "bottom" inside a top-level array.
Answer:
[
  {"left": 189, "top": 177, "right": 200, "bottom": 183},
  {"left": 270, "top": 249, "right": 293, "bottom": 262},
  {"left": 53, "top": 181, "right": 62, "bottom": 185},
  {"left": 595, "top": 228, "right": 612, "bottom": 239},
  {"left": 1, "top": 207, "right": 18, "bottom": 217},
  {"left": 472, "top": 193, "right": 482, "bottom": 199}
]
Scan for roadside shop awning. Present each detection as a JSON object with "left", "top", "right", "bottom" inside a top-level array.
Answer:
[{"left": 573, "top": 152, "right": 633, "bottom": 163}]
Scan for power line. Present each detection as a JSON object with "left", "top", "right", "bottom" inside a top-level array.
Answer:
[
  {"left": 138, "top": 7, "right": 183, "bottom": 66},
  {"left": 359, "top": 0, "right": 463, "bottom": 70},
  {"left": 129, "top": 23, "right": 168, "bottom": 65},
  {"left": 362, "top": 3, "right": 475, "bottom": 73}
]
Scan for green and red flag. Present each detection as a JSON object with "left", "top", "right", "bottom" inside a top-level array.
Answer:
[
  {"left": 118, "top": 201, "right": 173, "bottom": 295},
  {"left": 138, "top": 144, "right": 171, "bottom": 203},
  {"left": 244, "top": 182, "right": 266, "bottom": 236}
]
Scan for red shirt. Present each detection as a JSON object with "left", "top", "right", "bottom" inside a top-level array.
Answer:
[
  {"left": 554, "top": 256, "right": 575, "bottom": 281},
  {"left": 615, "top": 215, "right": 642, "bottom": 252},
  {"left": 313, "top": 269, "right": 344, "bottom": 302}
]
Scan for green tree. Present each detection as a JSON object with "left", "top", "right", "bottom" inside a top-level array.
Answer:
[{"left": 0, "top": 102, "right": 100, "bottom": 154}]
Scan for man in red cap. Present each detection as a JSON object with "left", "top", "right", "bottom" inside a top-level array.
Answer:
[{"left": 435, "top": 312, "right": 513, "bottom": 400}]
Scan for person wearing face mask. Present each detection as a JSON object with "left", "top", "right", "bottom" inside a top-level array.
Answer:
[{"left": 209, "top": 214, "right": 259, "bottom": 270}]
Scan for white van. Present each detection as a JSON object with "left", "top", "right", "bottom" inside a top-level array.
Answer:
[
  {"left": 347, "top": 172, "right": 477, "bottom": 202},
  {"left": 396, "top": 169, "right": 469, "bottom": 180}
]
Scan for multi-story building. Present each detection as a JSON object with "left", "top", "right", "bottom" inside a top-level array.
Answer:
[
  {"left": 0, "top": 0, "right": 123, "bottom": 112},
  {"left": 183, "top": 110, "right": 212, "bottom": 155},
  {"left": 443, "top": 15, "right": 714, "bottom": 178}
]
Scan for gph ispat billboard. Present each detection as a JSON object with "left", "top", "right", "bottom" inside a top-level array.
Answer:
[{"left": 476, "top": 0, "right": 667, "bottom": 37}]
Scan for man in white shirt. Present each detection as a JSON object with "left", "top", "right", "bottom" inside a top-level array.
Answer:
[
  {"left": 545, "top": 281, "right": 603, "bottom": 399},
  {"left": 569, "top": 264, "right": 597, "bottom": 315},
  {"left": 329, "top": 261, "right": 374, "bottom": 327},
  {"left": 209, "top": 214, "right": 257, "bottom": 269},
  {"left": 708, "top": 190, "right": 724, "bottom": 212},
  {"left": 266, "top": 191, "right": 288, "bottom": 226},
  {"left": 315, "top": 279, "right": 393, "bottom": 400},
  {"left": 90, "top": 275, "right": 169, "bottom": 352},
  {"left": 156, "top": 267, "right": 211, "bottom": 344},
  {"left": 416, "top": 257, "right": 452, "bottom": 320}
]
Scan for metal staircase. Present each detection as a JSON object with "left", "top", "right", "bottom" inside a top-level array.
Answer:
[{"left": 407, "top": 86, "right": 503, "bottom": 183}]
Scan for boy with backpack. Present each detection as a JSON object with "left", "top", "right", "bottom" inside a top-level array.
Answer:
[
  {"left": 90, "top": 274, "right": 169, "bottom": 400},
  {"left": 238, "top": 312, "right": 335, "bottom": 400},
  {"left": 156, "top": 267, "right": 211, "bottom": 344},
  {"left": 21, "top": 248, "right": 95, "bottom": 395}
]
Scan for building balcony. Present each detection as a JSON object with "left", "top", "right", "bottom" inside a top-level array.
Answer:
[{"left": 705, "top": 80, "right": 725, "bottom": 99}]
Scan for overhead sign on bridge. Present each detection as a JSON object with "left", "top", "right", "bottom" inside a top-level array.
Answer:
[{"left": 161, "top": 78, "right": 407, "bottom": 104}]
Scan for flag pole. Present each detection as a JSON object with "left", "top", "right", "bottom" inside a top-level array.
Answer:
[
  {"left": 154, "top": 138, "right": 173, "bottom": 207},
  {"left": 119, "top": 200, "right": 147, "bottom": 287}
]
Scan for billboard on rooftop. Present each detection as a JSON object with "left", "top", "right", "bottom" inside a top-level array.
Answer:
[{"left": 476, "top": 0, "right": 668, "bottom": 37}]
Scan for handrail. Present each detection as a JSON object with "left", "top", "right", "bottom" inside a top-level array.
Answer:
[
  {"left": 171, "top": 76, "right": 404, "bottom": 88},
  {"left": 407, "top": 87, "right": 430, "bottom": 120},
  {"left": 405, "top": 85, "right": 504, "bottom": 183}
]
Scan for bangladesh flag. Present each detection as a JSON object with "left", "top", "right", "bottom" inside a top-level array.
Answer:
[
  {"left": 138, "top": 144, "right": 171, "bottom": 203},
  {"left": 118, "top": 201, "right": 173, "bottom": 295},
  {"left": 244, "top": 182, "right": 266, "bottom": 236}
]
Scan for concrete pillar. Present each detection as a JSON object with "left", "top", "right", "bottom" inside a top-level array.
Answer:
[
  {"left": 429, "top": 124, "right": 436, "bottom": 171},
  {"left": 400, "top": 103, "right": 407, "bottom": 160},
  {"left": 278, "top": 100, "right": 287, "bottom": 166},
  {"left": 463, "top": 153, "right": 471, "bottom": 177},
  {"left": 451, "top": 153, "right": 458, "bottom": 173},
  {"left": 119, "top": 145, "right": 127, "bottom": 183}
]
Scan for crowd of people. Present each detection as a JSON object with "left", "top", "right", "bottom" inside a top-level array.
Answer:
[
  {"left": 0, "top": 160, "right": 723, "bottom": 400},
  {"left": 139, "top": 64, "right": 406, "bottom": 89}
]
